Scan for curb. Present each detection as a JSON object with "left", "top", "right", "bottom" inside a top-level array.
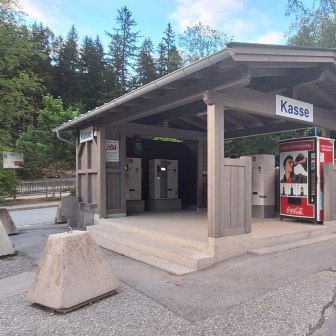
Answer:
[{"left": 6, "top": 202, "right": 60, "bottom": 212}]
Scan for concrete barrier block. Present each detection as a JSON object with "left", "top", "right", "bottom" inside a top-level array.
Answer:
[
  {"left": 60, "top": 196, "right": 79, "bottom": 217},
  {"left": 55, "top": 203, "right": 66, "bottom": 224},
  {"left": 27, "top": 231, "right": 120, "bottom": 312},
  {"left": 0, "top": 220, "right": 15, "bottom": 257},
  {"left": 0, "top": 208, "right": 18, "bottom": 235}
]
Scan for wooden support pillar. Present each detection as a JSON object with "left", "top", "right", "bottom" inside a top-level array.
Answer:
[
  {"left": 97, "top": 127, "right": 106, "bottom": 218},
  {"left": 196, "top": 140, "right": 207, "bottom": 209},
  {"left": 206, "top": 101, "right": 225, "bottom": 238},
  {"left": 204, "top": 90, "right": 254, "bottom": 239},
  {"left": 120, "top": 132, "right": 126, "bottom": 214}
]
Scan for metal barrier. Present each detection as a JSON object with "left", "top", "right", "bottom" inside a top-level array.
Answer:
[{"left": 16, "top": 178, "right": 76, "bottom": 197}]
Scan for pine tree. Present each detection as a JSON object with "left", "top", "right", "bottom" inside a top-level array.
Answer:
[
  {"left": 106, "top": 6, "right": 140, "bottom": 95},
  {"left": 157, "top": 23, "right": 183, "bottom": 76},
  {"left": 135, "top": 38, "right": 157, "bottom": 87},
  {"left": 79, "top": 35, "right": 106, "bottom": 110},
  {"left": 53, "top": 25, "right": 81, "bottom": 106},
  {"left": 29, "top": 22, "right": 55, "bottom": 94}
]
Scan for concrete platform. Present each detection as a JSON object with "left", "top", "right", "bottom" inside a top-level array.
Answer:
[{"left": 88, "top": 210, "right": 336, "bottom": 274}]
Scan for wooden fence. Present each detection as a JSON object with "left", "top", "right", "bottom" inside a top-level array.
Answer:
[{"left": 16, "top": 178, "right": 76, "bottom": 197}]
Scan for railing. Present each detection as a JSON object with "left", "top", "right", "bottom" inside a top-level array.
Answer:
[{"left": 16, "top": 178, "right": 76, "bottom": 197}]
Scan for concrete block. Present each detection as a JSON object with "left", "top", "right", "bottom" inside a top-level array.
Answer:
[
  {"left": 55, "top": 203, "right": 67, "bottom": 224},
  {"left": 126, "top": 200, "right": 145, "bottom": 214},
  {"left": 147, "top": 199, "right": 181, "bottom": 211},
  {"left": 0, "top": 208, "right": 18, "bottom": 235},
  {"left": 60, "top": 196, "right": 79, "bottom": 217},
  {"left": 0, "top": 220, "right": 15, "bottom": 257},
  {"left": 27, "top": 231, "right": 120, "bottom": 312}
]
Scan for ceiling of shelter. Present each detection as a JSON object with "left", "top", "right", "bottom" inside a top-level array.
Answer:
[{"left": 56, "top": 42, "right": 336, "bottom": 139}]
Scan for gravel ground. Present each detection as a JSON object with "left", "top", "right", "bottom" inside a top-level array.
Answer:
[
  {"left": 1, "top": 250, "right": 336, "bottom": 336},
  {"left": 0, "top": 284, "right": 197, "bottom": 336},
  {"left": 0, "top": 254, "right": 36, "bottom": 280}
]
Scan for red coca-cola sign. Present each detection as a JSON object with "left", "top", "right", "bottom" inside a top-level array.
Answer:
[{"left": 286, "top": 207, "right": 303, "bottom": 216}]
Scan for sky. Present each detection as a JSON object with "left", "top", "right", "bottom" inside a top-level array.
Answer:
[{"left": 19, "top": 0, "right": 298, "bottom": 49}]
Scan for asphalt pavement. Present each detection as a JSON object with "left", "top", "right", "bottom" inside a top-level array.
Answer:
[{"left": 1, "top": 204, "right": 336, "bottom": 335}]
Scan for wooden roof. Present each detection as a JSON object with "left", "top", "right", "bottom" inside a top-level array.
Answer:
[{"left": 55, "top": 42, "right": 336, "bottom": 139}]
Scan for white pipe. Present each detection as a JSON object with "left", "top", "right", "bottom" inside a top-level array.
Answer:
[{"left": 55, "top": 129, "right": 75, "bottom": 146}]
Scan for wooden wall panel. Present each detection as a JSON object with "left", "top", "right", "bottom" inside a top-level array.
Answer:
[
  {"left": 324, "top": 163, "right": 336, "bottom": 221},
  {"left": 215, "top": 158, "right": 252, "bottom": 237}
]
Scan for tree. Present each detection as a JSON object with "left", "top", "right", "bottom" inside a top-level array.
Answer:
[
  {"left": 16, "top": 95, "right": 79, "bottom": 178},
  {"left": 53, "top": 25, "right": 81, "bottom": 106},
  {"left": 157, "top": 23, "right": 183, "bottom": 76},
  {"left": 79, "top": 36, "right": 106, "bottom": 110},
  {"left": 286, "top": 0, "right": 336, "bottom": 138},
  {"left": 286, "top": 0, "right": 336, "bottom": 47},
  {"left": 106, "top": 6, "right": 140, "bottom": 94},
  {"left": 0, "top": 15, "right": 45, "bottom": 145},
  {"left": 29, "top": 22, "right": 55, "bottom": 94},
  {"left": 179, "top": 22, "right": 231, "bottom": 63},
  {"left": 135, "top": 38, "right": 157, "bottom": 87}
]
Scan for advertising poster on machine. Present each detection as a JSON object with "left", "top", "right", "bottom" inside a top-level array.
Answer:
[{"left": 279, "top": 137, "right": 334, "bottom": 223}]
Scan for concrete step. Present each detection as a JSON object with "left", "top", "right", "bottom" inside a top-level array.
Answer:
[
  {"left": 94, "top": 235, "right": 195, "bottom": 276},
  {"left": 250, "top": 224, "right": 336, "bottom": 251},
  {"left": 87, "top": 224, "right": 214, "bottom": 272},
  {"left": 248, "top": 234, "right": 336, "bottom": 256},
  {"left": 96, "top": 218, "right": 212, "bottom": 254}
]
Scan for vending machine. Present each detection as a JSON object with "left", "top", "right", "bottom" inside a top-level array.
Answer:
[
  {"left": 251, "top": 154, "right": 275, "bottom": 218},
  {"left": 149, "top": 159, "right": 178, "bottom": 199},
  {"left": 125, "top": 158, "right": 141, "bottom": 200},
  {"left": 279, "top": 136, "right": 334, "bottom": 223}
]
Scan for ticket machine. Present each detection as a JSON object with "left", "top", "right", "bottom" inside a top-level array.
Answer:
[
  {"left": 149, "top": 159, "right": 178, "bottom": 199},
  {"left": 125, "top": 158, "right": 141, "bottom": 200},
  {"left": 250, "top": 154, "right": 275, "bottom": 218}
]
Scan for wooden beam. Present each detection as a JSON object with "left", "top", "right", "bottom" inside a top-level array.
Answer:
[
  {"left": 306, "top": 84, "right": 336, "bottom": 107},
  {"left": 98, "top": 66, "right": 251, "bottom": 127},
  {"left": 225, "top": 121, "right": 307, "bottom": 139},
  {"left": 107, "top": 122, "right": 207, "bottom": 141},
  {"left": 250, "top": 66, "right": 323, "bottom": 93},
  {"left": 179, "top": 116, "right": 207, "bottom": 131},
  {"left": 204, "top": 87, "right": 336, "bottom": 130}
]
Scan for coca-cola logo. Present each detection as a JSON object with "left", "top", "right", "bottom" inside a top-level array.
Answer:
[{"left": 286, "top": 207, "right": 303, "bottom": 215}]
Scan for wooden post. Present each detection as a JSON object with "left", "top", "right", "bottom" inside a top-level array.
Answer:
[
  {"left": 97, "top": 127, "right": 106, "bottom": 218},
  {"left": 206, "top": 101, "right": 225, "bottom": 238}
]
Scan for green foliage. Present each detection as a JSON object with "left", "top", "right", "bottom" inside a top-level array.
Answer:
[
  {"left": 135, "top": 38, "right": 158, "bottom": 87},
  {"left": 106, "top": 6, "right": 140, "bottom": 94},
  {"left": 16, "top": 95, "right": 79, "bottom": 178},
  {"left": 153, "top": 137, "right": 180, "bottom": 142},
  {"left": 179, "top": 22, "right": 231, "bottom": 63},
  {"left": 157, "top": 24, "right": 183, "bottom": 76},
  {"left": 286, "top": 0, "right": 336, "bottom": 47},
  {"left": 80, "top": 36, "right": 106, "bottom": 110},
  {"left": 224, "top": 129, "right": 316, "bottom": 164},
  {"left": 0, "top": 143, "right": 17, "bottom": 201},
  {"left": 0, "top": 20, "right": 45, "bottom": 144}
]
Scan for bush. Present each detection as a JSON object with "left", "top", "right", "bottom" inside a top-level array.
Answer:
[{"left": 0, "top": 169, "right": 17, "bottom": 201}]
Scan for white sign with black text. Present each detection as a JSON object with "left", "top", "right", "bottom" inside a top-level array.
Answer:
[
  {"left": 276, "top": 95, "right": 313, "bottom": 123},
  {"left": 79, "top": 126, "right": 94, "bottom": 143},
  {"left": 3, "top": 151, "right": 24, "bottom": 169},
  {"left": 106, "top": 140, "right": 119, "bottom": 162}
]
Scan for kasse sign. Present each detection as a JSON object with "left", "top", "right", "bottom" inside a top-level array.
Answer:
[
  {"left": 79, "top": 126, "right": 94, "bottom": 143},
  {"left": 276, "top": 95, "right": 313, "bottom": 123}
]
